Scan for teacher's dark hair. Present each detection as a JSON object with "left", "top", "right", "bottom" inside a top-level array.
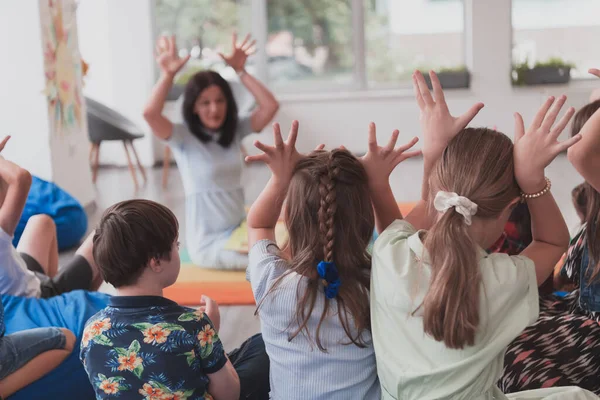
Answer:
[{"left": 182, "top": 70, "right": 238, "bottom": 148}]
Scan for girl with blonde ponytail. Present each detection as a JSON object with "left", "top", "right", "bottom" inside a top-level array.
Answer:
[{"left": 368, "top": 70, "right": 597, "bottom": 399}]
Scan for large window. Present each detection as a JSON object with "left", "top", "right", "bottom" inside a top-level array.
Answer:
[
  {"left": 366, "top": 0, "right": 464, "bottom": 85},
  {"left": 152, "top": 0, "right": 467, "bottom": 91},
  {"left": 266, "top": 0, "right": 354, "bottom": 88},
  {"left": 512, "top": 0, "right": 600, "bottom": 79}
]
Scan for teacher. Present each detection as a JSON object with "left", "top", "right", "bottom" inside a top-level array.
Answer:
[{"left": 143, "top": 33, "right": 279, "bottom": 269}]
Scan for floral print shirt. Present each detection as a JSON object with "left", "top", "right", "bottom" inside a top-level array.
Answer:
[{"left": 80, "top": 296, "right": 226, "bottom": 400}]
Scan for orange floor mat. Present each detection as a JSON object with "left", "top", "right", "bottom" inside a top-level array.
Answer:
[{"left": 163, "top": 266, "right": 254, "bottom": 306}]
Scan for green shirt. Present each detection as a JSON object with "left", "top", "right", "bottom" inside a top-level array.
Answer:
[{"left": 371, "top": 220, "right": 538, "bottom": 400}]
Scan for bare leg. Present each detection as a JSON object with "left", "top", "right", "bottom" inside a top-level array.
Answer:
[
  {"left": 76, "top": 231, "right": 103, "bottom": 290},
  {"left": 0, "top": 328, "right": 75, "bottom": 398},
  {"left": 16, "top": 214, "right": 59, "bottom": 278}
]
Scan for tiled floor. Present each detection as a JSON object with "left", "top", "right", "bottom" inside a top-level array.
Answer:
[{"left": 66, "top": 154, "right": 584, "bottom": 350}]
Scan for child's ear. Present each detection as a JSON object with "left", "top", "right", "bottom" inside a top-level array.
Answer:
[{"left": 149, "top": 258, "right": 163, "bottom": 273}]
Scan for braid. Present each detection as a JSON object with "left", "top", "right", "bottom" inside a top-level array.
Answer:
[{"left": 318, "top": 152, "right": 339, "bottom": 263}]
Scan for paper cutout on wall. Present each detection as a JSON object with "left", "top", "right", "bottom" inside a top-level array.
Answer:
[{"left": 41, "top": 0, "right": 85, "bottom": 136}]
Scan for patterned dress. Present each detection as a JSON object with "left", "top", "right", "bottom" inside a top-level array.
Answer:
[
  {"left": 500, "top": 227, "right": 600, "bottom": 395},
  {"left": 80, "top": 296, "right": 227, "bottom": 400}
]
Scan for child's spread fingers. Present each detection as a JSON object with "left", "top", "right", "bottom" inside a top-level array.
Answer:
[
  {"left": 456, "top": 102, "right": 484, "bottom": 131},
  {"left": 555, "top": 133, "right": 582, "bottom": 154},
  {"left": 429, "top": 71, "right": 447, "bottom": 108},
  {"left": 413, "top": 73, "right": 426, "bottom": 110},
  {"left": 514, "top": 112, "right": 525, "bottom": 142},
  {"left": 397, "top": 150, "right": 422, "bottom": 163},
  {"left": 395, "top": 136, "right": 420, "bottom": 153},
  {"left": 245, "top": 154, "right": 268, "bottom": 164},
  {"left": 541, "top": 95, "right": 567, "bottom": 132},
  {"left": 368, "top": 122, "right": 378, "bottom": 152},
  {"left": 414, "top": 71, "right": 434, "bottom": 107},
  {"left": 287, "top": 120, "right": 299, "bottom": 148},
  {"left": 253, "top": 140, "right": 273, "bottom": 155},
  {"left": 531, "top": 96, "right": 555, "bottom": 130},
  {"left": 549, "top": 107, "right": 575, "bottom": 141},
  {"left": 383, "top": 130, "right": 400, "bottom": 153},
  {"left": 272, "top": 123, "right": 284, "bottom": 149}
]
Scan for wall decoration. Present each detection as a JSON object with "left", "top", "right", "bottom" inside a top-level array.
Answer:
[{"left": 40, "top": 0, "right": 85, "bottom": 136}]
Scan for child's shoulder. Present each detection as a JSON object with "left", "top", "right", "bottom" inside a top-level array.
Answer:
[
  {"left": 481, "top": 252, "right": 536, "bottom": 286},
  {"left": 373, "top": 219, "right": 418, "bottom": 257},
  {"left": 377, "top": 219, "right": 418, "bottom": 243}
]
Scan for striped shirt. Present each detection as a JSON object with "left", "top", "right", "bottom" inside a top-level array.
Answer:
[{"left": 247, "top": 240, "right": 380, "bottom": 400}]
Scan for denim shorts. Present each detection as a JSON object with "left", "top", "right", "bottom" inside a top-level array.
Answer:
[{"left": 0, "top": 327, "right": 66, "bottom": 380}]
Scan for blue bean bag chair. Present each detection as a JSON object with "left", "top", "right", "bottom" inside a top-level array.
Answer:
[
  {"left": 3, "top": 291, "right": 110, "bottom": 400},
  {"left": 13, "top": 176, "right": 88, "bottom": 251}
]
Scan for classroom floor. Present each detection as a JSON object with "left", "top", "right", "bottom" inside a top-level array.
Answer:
[{"left": 60, "top": 154, "right": 583, "bottom": 351}]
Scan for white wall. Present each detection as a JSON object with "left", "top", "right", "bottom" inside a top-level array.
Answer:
[
  {"left": 77, "top": 0, "right": 156, "bottom": 167},
  {"left": 46, "top": 0, "right": 95, "bottom": 205},
  {"left": 0, "top": 0, "right": 52, "bottom": 181},
  {"left": 0, "top": 0, "right": 95, "bottom": 206}
]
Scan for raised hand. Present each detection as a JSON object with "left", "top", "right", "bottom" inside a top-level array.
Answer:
[
  {"left": 0, "top": 136, "right": 10, "bottom": 153},
  {"left": 513, "top": 95, "right": 580, "bottom": 192},
  {"left": 155, "top": 35, "right": 190, "bottom": 76},
  {"left": 219, "top": 32, "right": 256, "bottom": 73},
  {"left": 245, "top": 121, "right": 301, "bottom": 183},
  {"left": 590, "top": 68, "right": 600, "bottom": 79},
  {"left": 361, "top": 122, "right": 421, "bottom": 186},
  {"left": 413, "top": 70, "right": 484, "bottom": 160}
]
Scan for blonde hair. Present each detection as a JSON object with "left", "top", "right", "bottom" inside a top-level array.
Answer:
[{"left": 422, "top": 128, "right": 520, "bottom": 349}]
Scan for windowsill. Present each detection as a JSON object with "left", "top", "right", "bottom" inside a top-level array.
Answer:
[
  {"left": 276, "top": 86, "right": 474, "bottom": 103},
  {"left": 510, "top": 78, "right": 599, "bottom": 93},
  {"left": 163, "top": 78, "right": 597, "bottom": 106},
  {"left": 275, "top": 78, "right": 598, "bottom": 103}
]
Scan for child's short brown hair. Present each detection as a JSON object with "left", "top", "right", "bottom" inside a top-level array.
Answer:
[{"left": 93, "top": 199, "right": 179, "bottom": 287}]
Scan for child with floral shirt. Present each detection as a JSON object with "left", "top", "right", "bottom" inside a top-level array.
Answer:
[{"left": 80, "top": 200, "right": 268, "bottom": 400}]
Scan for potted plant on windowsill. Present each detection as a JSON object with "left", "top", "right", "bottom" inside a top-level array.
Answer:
[
  {"left": 512, "top": 58, "right": 574, "bottom": 86},
  {"left": 422, "top": 66, "right": 470, "bottom": 89}
]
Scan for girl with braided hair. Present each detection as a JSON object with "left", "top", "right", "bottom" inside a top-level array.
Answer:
[{"left": 245, "top": 121, "right": 419, "bottom": 399}]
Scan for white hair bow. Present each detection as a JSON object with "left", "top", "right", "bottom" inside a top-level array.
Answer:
[{"left": 433, "top": 191, "right": 478, "bottom": 225}]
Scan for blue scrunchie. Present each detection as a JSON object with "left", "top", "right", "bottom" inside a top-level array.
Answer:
[{"left": 317, "top": 261, "right": 341, "bottom": 299}]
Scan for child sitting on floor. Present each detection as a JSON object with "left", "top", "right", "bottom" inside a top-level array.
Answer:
[
  {"left": 0, "top": 137, "right": 102, "bottom": 299},
  {"left": 370, "top": 70, "right": 596, "bottom": 399},
  {"left": 0, "top": 294, "right": 75, "bottom": 399},
  {"left": 80, "top": 199, "right": 269, "bottom": 400},
  {"left": 245, "top": 121, "right": 419, "bottom": 399}
]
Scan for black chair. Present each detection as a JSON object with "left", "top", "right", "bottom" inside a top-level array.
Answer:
[{"left": 85, "top": 97, "right": 147, "bottom": 188}]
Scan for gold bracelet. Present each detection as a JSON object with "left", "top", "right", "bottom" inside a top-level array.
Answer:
[{"left": 521, "top": 177, "right": 551, "bottom": 200}]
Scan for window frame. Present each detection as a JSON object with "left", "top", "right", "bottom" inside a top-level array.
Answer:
[{"left": 151, "top": 0, "right": 599, "bottom": 98}]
